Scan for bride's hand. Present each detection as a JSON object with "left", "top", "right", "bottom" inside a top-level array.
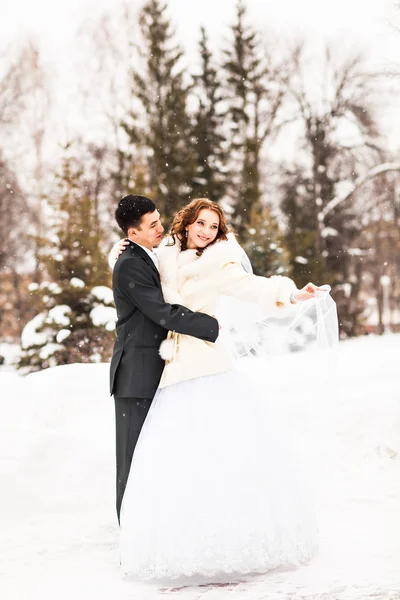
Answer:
[
  {"left": 291, "top": 283, "right": 330, "bottom": 303},
  {"left": 117, "top": 238, "right": 130, "bottom": 257}
]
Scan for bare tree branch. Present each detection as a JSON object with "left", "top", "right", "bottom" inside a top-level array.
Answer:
[{"left": 320, "top": 162, "right": 400, "bottom": 220}]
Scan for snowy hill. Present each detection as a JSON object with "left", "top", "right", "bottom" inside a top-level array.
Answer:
[{"left": 1, "top": 334, "right": 400, "bottom": 600}]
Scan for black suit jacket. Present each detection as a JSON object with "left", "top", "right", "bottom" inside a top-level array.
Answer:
[{"left": 110, "top": 240, "right": 219, "bottom": 398}]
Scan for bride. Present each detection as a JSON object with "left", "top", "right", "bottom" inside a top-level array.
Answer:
[{"left": 111, "top": 197, "right": 334, "bottom": 582}]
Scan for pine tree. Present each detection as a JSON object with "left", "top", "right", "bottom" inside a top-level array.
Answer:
[
  {"left": 111, "top": 149, "right": 154, "bottom": 222},
  {"left": 223, "top": 1, "right": 285, "bottom": 235},
  {"left": 121, "top": 0, "right": 195, "bottom": 225},
  {"left": 281, "top": 168, "right": 328, "bottom": 285},
  {"left": 241, "top": 204, "right": 291, "bottom": 277},
  {"left": 221, "top": 0, "right": 291, "bottom": 276},
  {"left": 18, "top": 145, "right": 115, "bottom": 372},
  {"left": 222, "top": 0, "right": 262, "bottom": 236},
  {"left": 191, "top": 27, "right": 228, "bottom": 202}
]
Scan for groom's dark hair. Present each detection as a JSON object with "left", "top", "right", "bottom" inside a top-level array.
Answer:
[{"left": 115, "top": 195, "right": 157, "bottom": 236}]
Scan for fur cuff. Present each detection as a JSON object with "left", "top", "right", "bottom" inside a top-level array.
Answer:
[
  {"left": 274, "top": 276, "right": 297, "bottom": 307},
  {"left": 159, "top": 338, "right": 175, "bottom": 361}
]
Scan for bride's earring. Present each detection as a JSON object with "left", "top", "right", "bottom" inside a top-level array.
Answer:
[{"left": 185, "top": 229, "right": 188, "bottom": 238}]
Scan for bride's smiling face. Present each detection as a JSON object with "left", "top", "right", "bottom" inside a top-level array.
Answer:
[{"left": 186, "top": 209, "right": 220, "bottom": 249}]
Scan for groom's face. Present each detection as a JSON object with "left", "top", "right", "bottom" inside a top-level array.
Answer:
[{"left": 128, "top": 210, "right": 164, "bottom": 250}]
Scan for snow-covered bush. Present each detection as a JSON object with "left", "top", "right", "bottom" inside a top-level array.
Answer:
[
  {"left": 18, "top": 280, "right": 116, "bottom": 373},
  {"left": 17, "top": 150, "right": 117, "bottom": 373}
]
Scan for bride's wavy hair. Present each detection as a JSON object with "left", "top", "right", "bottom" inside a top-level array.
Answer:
[{"left": 169, "top": 198, "right": 231, "bottom": 255}]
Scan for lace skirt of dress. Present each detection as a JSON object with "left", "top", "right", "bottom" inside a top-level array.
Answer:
[{"left": 119, "top": 368, "right": 318, "bottom": 583}]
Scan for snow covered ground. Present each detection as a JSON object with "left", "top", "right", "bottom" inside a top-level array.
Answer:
[{"left": 1, "top": 334, "right": 400, "bottom": 600}]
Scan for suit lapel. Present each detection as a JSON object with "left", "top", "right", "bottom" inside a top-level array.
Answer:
[{"left": 129, "top": 241, "right": 160, "bottom": 280}]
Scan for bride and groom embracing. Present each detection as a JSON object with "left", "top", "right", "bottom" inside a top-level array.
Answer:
[{"left": 109, "top": 194, "right": 332, "bottom": 582}]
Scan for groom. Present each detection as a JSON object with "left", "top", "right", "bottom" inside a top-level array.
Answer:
[{"left": 110, "top": 195, "right": 219, "bottom": 521}]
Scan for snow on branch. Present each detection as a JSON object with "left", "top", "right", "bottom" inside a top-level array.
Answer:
[{"left": 319, "top": 162, "right": 400, "bottom": 221}]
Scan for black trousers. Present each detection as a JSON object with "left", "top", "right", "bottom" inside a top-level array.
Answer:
[{"left": 114, "top": 396, "right": 153, "bottom": 522}]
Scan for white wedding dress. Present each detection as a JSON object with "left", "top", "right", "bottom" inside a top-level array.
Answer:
[{"left": 119, "top": 364, "right": 319, "bottom": 582}]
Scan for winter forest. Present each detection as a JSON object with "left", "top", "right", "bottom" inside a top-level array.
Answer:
[
  {"left": 2, "top": 2, "right": 400, "bottom": 599},
  {"left": 0, "top": 0, "right": 399, "bottom": 371}
]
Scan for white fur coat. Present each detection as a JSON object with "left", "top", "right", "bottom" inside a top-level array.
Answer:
[{"left": 155, "top": 233, "right": 296, "bottom": 388}]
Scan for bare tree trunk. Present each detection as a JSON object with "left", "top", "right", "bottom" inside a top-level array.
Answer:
[{"left": 374, "top": 217, "right": 384, "bottom": 335}]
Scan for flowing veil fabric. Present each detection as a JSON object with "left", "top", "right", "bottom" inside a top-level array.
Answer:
[{"left": 216, "top": 247, "right": 339, "bottom": 360}]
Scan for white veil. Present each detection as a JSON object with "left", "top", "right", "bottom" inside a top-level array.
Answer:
[{"left": 215, "top": 247, "right": 339, "bottom": 360}]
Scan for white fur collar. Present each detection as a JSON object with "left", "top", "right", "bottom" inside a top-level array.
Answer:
[{"left": 155, "top": 232, "right": 243, "bottom": 302}]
